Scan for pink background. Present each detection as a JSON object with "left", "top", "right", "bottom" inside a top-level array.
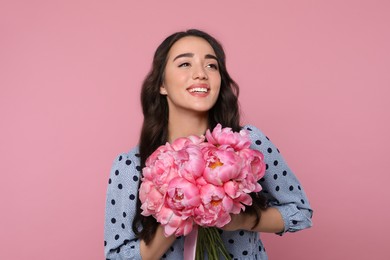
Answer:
[{"left": 1, "top": 0, "right": 389, "bottom": 259}]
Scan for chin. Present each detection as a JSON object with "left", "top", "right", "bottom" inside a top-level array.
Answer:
[{"left": 192, "top": 105, "right": 215, "bottom": 113}]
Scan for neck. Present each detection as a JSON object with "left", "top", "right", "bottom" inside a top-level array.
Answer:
[{"left": 167, "top": 111, "right": 209, "bottom": 142}]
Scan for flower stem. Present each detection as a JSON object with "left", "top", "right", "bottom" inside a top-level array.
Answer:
[{"left": 195, "top": 227, "right": 230, "bottom": 260}]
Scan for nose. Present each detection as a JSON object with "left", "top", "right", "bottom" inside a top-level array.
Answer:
[{"left": 192, "top": 65, "right": 208, "bottom": 80}]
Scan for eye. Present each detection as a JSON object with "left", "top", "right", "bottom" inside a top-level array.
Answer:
[
  {"left": 206, "top": 63, "right": 219, "bottom": 70},
  {"left": 178, "top": 62, "right": 191, "bottom": 68}
]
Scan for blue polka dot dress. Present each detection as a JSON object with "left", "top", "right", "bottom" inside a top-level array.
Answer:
[{"left": 104, "top": 125, "right": 313, "bottom": 259}]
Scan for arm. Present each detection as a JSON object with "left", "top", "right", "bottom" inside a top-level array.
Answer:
[
  {"left": 104, "top": 149, "right": 179, "bottom": 259},
  {"left": 248, "top": 124, "right": 313, "bottom": 234},
  {"left": 222, "top": 125, "right": 313, "bottom": 234},
  {"left": 222, "top": 207, "right": 284, "bottom": 233},
  {"left": 104, "top": 149, "right": 143, "bottom": 259}
]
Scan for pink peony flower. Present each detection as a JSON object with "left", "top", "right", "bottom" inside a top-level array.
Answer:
[
  {"left": 170, "top": 135, "right": 205, "bottom": 151},
  {"left": 143, "top": 145, "right": 179, "bottom": 194},
  {"left": 194, "top": 184, "right": 233, "bottom": 227},
  {"left": 139, "top": 124, "right": 267, "bottom": 239},
  {"left": 157, "top": 206, "right": 194, "bottom": 236},
  {"left": 223, "top": 180, "right": 253, "bottom": 213},
  {"left": 205, "top": 123, "right": 251, "bottom": 150},
  {"left": 166, "top": 177, "right": 201, "bottom": 216},
  {"left": 202, "top": 146, "right": 243, "bottom": 186},
  {"left": 239, "top": 148, "right": 266, "bottom": 192},
  {"left": 139, "top": 180, "right": 164, "bottom": 216},
  {"left": 174, "top": 144, "right": 205, "bottom": 183}
]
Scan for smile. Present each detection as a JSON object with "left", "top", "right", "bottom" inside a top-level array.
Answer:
[{"left": 188, "top": 87, "right": 209, "bottom": 93}]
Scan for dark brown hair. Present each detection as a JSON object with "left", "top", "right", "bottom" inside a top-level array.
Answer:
[{"left": 132, "top": 29, "right": 266, "bottom": 244}]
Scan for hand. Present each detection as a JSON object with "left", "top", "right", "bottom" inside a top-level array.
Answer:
[
  {"left": 220, "top": 212, "right": 256, "bottom": 232},
  {"left": 140, "top": 225, "right": 176, "bottom": 260}
]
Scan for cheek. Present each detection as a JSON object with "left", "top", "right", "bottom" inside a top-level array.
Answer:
[
  {"left": 214, "top": 79, "right": 222, "bottom": 96},
  {"left": 215, "top": 76, "right": 222, "bottom": 89},
  {"left": 215, "top": 85, "right": 221, "bottom": 97},
  {"left": 212, "top": 86, "right": 221, "bottom": 105},
  {"left": 165, "top": 72, "right": 187, "bottom": 88}
]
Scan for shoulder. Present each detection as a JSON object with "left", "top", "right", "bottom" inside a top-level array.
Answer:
[
  {"left": 242, "top": 124, "right": 268, "bottom": 141},
  {"left": 242, "top": 124, "right": 280, "bottom": 156},
  {"left": 109, "top": 146, "right": 141, "bottom": 181},
  {"left": 107, "top": 146, "right": 141, "bottom": 193},
  {"left": 111, "top": 146, "right": 140, "bottom": 167}
]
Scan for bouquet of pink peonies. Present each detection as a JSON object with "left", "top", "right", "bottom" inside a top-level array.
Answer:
[{"left": 139, "top": 124, "right": 266, "bottom": 259}]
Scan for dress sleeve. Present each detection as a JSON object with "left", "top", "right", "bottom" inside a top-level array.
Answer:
[
  {"left": 245, "top": 125, "right": 313, "bottom": 235},
  {"left": 104, "top": 148, "right": 142, "bottom": 259}
]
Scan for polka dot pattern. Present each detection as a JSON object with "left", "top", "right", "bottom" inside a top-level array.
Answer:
[
  {"left": 104, "top": 124, "right": 313, "bottom": 259},
  {"left": 247, "top": 124, "right": 313, "bottom": 236},
  {"left": 104, "top": 149, "right": 148, "bottom": 259}
]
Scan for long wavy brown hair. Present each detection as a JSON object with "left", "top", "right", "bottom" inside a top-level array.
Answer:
[{"left": 132, "top": 29, "right": 266, "bottom": 244}]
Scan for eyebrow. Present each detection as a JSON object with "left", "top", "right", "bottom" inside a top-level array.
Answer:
[{"left": 173, "top": 53, "right": 218, "bottom": 61}]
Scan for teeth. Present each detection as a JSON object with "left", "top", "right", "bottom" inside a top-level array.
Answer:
[{"left": 189, "top": 88, "right": 208, "bottom": 93}]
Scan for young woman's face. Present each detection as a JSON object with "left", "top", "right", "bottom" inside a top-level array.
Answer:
[{"left": 160, "top": 36, "right": 221, "bottom": 116}]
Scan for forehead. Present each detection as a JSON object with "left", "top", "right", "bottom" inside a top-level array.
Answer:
[{"left": 167, "top": 36, "right": 216, "bottom": 59}]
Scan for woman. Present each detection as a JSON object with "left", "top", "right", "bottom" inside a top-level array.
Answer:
[{"left": 104, "top": 29, "right": 313, "bottom": 259}]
